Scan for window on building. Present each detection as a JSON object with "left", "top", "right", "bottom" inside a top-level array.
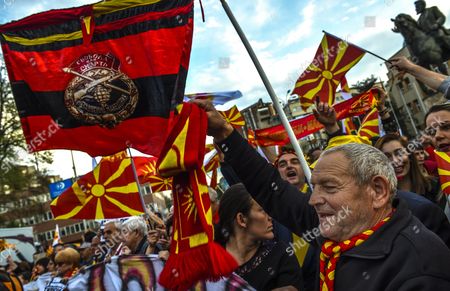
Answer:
[
  {"left": 80, "top": 223, "right": 85, "bottom": 231},
  {"left": 70, "top": 225, "right": 75, "bottom": 233},
  {"left": 75, "top": 224, "right": 80, "bottom": 232},
  {"left": 61, "top": 229, "right": 66, "bottom": 236},
  {"left": 46, "top": 232, "right": 51, "bottom": 240}
]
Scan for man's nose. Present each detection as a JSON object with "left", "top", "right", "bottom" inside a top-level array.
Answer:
[{"left": 308, "top": 189, "right": 324, "bottom": 206}]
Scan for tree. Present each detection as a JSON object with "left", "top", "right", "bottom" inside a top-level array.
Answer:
[
  {"left": 0, "top": 60, "right": 53, "bottom": 192},
  {"left": 352, "top": 74, "right": 378, "bottom": 93}
]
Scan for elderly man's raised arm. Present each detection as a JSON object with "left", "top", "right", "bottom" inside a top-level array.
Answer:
[{"left": 193, "top": 99, "right": 319, "bottom": 236}]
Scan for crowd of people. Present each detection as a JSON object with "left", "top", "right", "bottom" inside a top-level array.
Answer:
[
  {"left": 2, "top": 55, "right": 450, "bottom": 290},
  {"left": 0, "top": 211, "right": 174, "bottom": 289}
]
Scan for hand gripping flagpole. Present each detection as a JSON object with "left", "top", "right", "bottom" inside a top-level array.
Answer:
[
  {"left": 220, "top": 0, "right": 311, "bottom": 185},
  {"left": 127, "top": 146, "right": 150, "bottom": 218}
]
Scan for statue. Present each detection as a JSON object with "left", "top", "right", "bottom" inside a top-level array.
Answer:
[
  {"left": 392, "top": 1, "right": 450, "bottom": 76},
  {"left": 415, "top": 0, "right": 448, "bottom": 44}
]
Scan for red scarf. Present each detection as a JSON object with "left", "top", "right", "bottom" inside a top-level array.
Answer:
[
  {"left": 157, "top": 103, "right": 237, "bottom": 290},
  {"left": 319, "top": 214, "right": 392, "bottom": 291}
]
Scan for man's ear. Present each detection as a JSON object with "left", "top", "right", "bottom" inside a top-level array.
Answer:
[
  {"left": 370, "top": 175, "right": 391, "bottom": 209},
  {"left": 236, "top": 213, "right": 247, "bottom": 228}
]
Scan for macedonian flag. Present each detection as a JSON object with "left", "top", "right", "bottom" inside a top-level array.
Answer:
[
  {"left": 292, "top": 32, "right": 365, "bottom": 110},
  {"left": 133, "top": 156, "right": 173, "bottom": 192},
  {"left": 358, "top": 108, "right": 380, "bottom": 140},
  {"left": 0, "top": 0, "right": 194, "bottom": 157},
  {"left": 435, "top": 151, "right": 450, "bottom": 195},
  {"left": 218, "top": 105, "right": 245, "bottom": 128},
  {"left": 50, "top": 152, "right": 144, "bottom": 219}
]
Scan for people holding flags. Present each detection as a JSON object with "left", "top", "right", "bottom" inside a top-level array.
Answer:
[{"left": 193, "top": 97, "right": 450, "bottom": 290}]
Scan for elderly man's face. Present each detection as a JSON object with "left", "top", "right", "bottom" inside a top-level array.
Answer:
[
  {"left": 309, "top": 152, "right": 375, "bottom": 242},
  {"left": 277, "top": 153, "right": 305, "bottom": 189},
  {"left": 104, "top": 222, "right": 120, "bottom": 245},
  {"left": 122, "top": 228, "right": 141, "bottom": 252}
]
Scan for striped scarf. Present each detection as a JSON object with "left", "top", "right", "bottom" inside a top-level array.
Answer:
[
  {"left": 157, "top": 103, "right": 237, "bottom": 290},
  {"left": 319, "top": 214, "right": 392, "bottom": 291}
]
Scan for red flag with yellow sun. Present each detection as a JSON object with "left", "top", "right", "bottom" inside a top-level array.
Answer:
[
  {"left": 51, "top": 152, "right": 144, "bottom": 219},
  {"left": 292, "top": 32, "right": 365, "bottom": 110},
  {"left": 218, "top": 105, "right": 245, "bottom": 128},
  {"left": 357, "top": 107, "right": 380, "bottom": 139},
  {"left": 435, "top": 151, "right": 450, "bottom": 195},
  {"left": 134, "top": 156, "right": 172, "bottom": 192}
]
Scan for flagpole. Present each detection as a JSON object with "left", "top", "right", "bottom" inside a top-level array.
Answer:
[
  {"left": 70, "top": 150, "right": 78, "bottom": 178},
  {"left": 126, "top": 147, "right": 150, "bottom": 218},
  {"left": 397, "top": 85, "right": 419, "bottom": 135},
  {"left": 322, "top": 30, "right": 391, "bottom": 63},
  {"left": 220, "top": 0, "right": 312, "bottom": 185},
  {"left": 379, "top": 77, "right": 402, "bottom": 134}
]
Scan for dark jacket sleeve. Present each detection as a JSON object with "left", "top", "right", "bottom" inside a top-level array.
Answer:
[
  {"left": 216, "top": 130, "right": 319, "bottom": 236},
  {"left": 219, "top": 161, "right": 241, "bottom": 186}
]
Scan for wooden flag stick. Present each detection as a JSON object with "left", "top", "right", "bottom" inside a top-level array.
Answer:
[
  {"left": 126, "top": 147, "right": 150, "bottom": 218},
  {"left": 220, "top": 0, "right": 312, "bottom": 186}
]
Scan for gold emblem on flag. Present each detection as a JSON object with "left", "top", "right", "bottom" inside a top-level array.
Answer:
[{"left": 63, "top": 53, "right": 138, "bottom": 128}]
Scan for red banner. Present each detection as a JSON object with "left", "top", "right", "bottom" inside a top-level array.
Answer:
[{"left": 254, "top": 90, "right": 376, "bottom": 146}]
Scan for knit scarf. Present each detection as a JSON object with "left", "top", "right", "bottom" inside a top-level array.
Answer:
[
  {"left": 319, "top": 214, "right": 392, "bottom": 291},
  {"left": 157, "top": 103, "right": 237, "bottom": 290}
]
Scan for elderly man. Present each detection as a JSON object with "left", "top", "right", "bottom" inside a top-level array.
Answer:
[
  {"left": 103, "top": 220, "right": 123, "bottom": 258},
  {"left": 195, "top": 99, "right": 450, "bottom": 290},
  {"left": 121, "top": 217, "right": 148, "bottom": 255}
]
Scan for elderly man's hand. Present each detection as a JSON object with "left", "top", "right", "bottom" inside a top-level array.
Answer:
[{"left": 191, "top": 99, "right": 234, "bottom": 141}]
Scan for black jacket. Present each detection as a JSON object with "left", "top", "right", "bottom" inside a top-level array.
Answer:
[
  {"left": 217, "top": 130, "right": 450, "bottom": 290},
  {"left": 134, "top": 236, "right": 149, "bottom": 255}
]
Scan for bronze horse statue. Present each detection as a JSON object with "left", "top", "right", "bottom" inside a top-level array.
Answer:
[{"left": 392, "top": 13, "right": 450, "bottom": 75}]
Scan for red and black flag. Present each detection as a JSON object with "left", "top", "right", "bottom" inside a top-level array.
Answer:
[{"left": 0, "top": 0, "right": 194, "bottom": 157}]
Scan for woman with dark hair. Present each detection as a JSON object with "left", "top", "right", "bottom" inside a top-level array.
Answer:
[
  {"left": 216, "top": 183, "right": 303, "bottom": 291},
  {"left": 375, "top": 134, "right": 445, "bottom": 208}
]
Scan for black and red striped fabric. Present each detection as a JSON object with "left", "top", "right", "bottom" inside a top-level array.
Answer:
[{"left": 0, "top": 0, "right": 193, "bottom": 157}]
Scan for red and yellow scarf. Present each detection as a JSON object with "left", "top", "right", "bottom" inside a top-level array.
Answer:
[
  {"left": 157, "top": 103, "right": 237, "bottom": 290},
  {"left": 319, "top": 214, "right": 392, "bottom": 291}
]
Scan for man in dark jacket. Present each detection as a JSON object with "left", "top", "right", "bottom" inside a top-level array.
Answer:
[{"left": 194, "top": 99, "right": 450, "bottom": 290}]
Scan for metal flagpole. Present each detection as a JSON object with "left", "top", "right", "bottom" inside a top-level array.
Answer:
[
  {"left": 380, "top": 78, "right": 402, "bottom": 134},
  {"left": 397, "top": 85, "right": 419, "bottom": 135},
  {"left": 411, "top": 81, "right": 428, "bottom": 114},
  {"left": 220, "top": 0, "right": 312, "bottom": 185},
  {"left": 127, "top": 147, "right": 150, "bottom": 217},
  {"left": 70, "top": 150, "right": 78, "bottom": 178}
]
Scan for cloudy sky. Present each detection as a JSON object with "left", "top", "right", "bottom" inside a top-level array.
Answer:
[{"left": 1, "top": 0, "right": 450, "bottom": 179}]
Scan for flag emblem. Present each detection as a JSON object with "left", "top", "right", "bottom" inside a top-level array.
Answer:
[{"left": 64, "top": 53, "right": 138, "bottom": 128}]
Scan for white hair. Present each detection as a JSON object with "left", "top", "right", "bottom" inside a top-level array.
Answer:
[
  {"left": 105, "top": 220, "right": 122, "bottom": 231},
  {"left": 121, "top": 216, "right": 147, "bottom": 236},
  {"left": 322, "top": 143, "right": 397, "bottom": 196}
]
